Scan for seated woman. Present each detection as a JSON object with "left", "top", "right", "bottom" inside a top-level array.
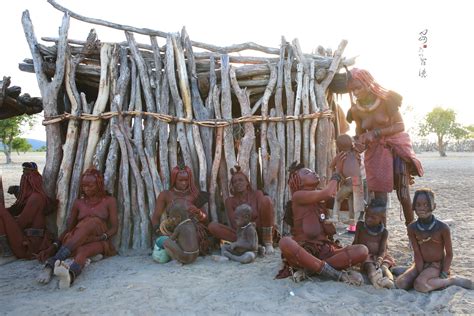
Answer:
[
  {"left": 151, "top": 165, "right": 210, "bottom": 256},
  {"left": 36, "top": 168, "right": 118, "bottom": 289},
  {"left": 277, "top": 157, "right": 368, "bottom": 285},
  {"left": 208, "top": 166, "right": 276, "bottom": 254},
  {"left": 346, "top": 68, "right": 423, "bottom": 226},
  {"left": 0, "top": 162, "right": 54, "bottom": 265}
]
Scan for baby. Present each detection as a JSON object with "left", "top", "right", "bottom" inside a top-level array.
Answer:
[
  {"left": 329, "top": 134, "right": 365, "bottom": 225},
  {"left": 353, "top": 199, "right": 394, "bottom": 289},
  {"left": 221, "top": 204, "right": 259, "bottom": 264},
  {"left": 161, "top": 202, "right": 200, "bottom": 264},
  {"left": 396, "top": 188, "right": 472, "bottom": 292}
]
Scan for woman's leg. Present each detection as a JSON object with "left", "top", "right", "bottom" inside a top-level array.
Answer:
[
  {"left": 0, "top": 206, "right": 28, "bottom": 258},
  {"left": 325, "top": 244, "right": 369, "bottom": 270},
  {"left": 207, "top": 222, "right": 237, "bottom": 242}
]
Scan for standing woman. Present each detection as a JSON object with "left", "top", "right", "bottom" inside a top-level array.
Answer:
[
  {"left": 36, "top": 168, "right": 118, "bottom": 288},
  {"left": 347, "top": 68, "right": 423, "bottom": 226}
]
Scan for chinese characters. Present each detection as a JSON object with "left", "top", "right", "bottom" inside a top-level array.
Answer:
[{"left": 418, "top": 29, "right": 428, "bottom": 78}]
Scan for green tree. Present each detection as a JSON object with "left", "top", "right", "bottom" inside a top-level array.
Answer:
[
  {"left": 418, "top": 107, "right": 468, "bottom": 157},
  {"left": 12, "top": 138, "right": 32, "bottom": 154},
  {"left": 466, "top": 125, "right": 474, "bottom": 138},
  {"left": 0, "top": 115, "right": 35, "bottom": 163}
]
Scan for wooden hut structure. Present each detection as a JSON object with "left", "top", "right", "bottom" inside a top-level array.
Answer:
[{"left": 19, "top": 0, "right": 354, "bottom": 252}]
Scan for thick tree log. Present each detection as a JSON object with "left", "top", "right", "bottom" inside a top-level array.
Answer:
[
  {"left": 83, "top": 43, "right": 112, "bottom": 169},
  {"left": 182, "top": 27, "right": 214, "bottom": 185},
  {"left": 293, "top": 63, "right": 303, "bottom": 164},
  {"left": 229, "top": 67, "right": 255, "bottom": 177},
  {"left": 316, "top": 40, "right": 347, "bottom": 181},
  {"left": 112, "top": 124, "right": 131, "bottom": 252},
  {"left": 158, "top": 57, "right": 171, "bottom": 190},
  {"left": 104, "top": 47, "right": 130, "bottom": 195},
  {"left": 132, "top": 81, "right": 156, "bottom": 219},
  {"left": 172, "top": 34, "right": 205, "bottom": 190},
  {"left": 284, "top": 42, "right": 295, "bottom": 165},
  {"left": 264, "top": 109, "right": 281, "bottom": 208},
  {"left": 56, "top": 55, "right": 82, "bottom": 233},
  {"left": 209, "top": 85, "right": 223, "bottom": 222},
  {"left": 309, "top": 61, "right": 319, "bottom": 171},
  {"left": 220, "top": 55, "right": 237, "bottom": 179},
  {"left": 260, "top": 64, "right": 277, "bottom": 176},
  {"left": 274, "top": 40, "right": 286, "bottom": 227},
  {"left": 166, "top": 35, "right": 193, "bottom": 170},
  {"left": 22, "top": 10, "right": 69, "bottom": 199},
  {"left": 67, "top": 94, "right": 91, "bottom": 218}
]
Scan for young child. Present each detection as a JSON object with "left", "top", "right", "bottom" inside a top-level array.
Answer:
[
  {"left": 396, "top": 188, "right": 472, "bottom": 292},
  {"left": 329, "top": 134, "right": 365, "bottom": 226},
  {"left": 221, "top": 204, "right": 259, "bottom": 264},
  {"left": 162, "top": 202, "right": 199, "bottom": 264},
  {"left": 353, "top": 199, "right": 395, "bottom": 289}
]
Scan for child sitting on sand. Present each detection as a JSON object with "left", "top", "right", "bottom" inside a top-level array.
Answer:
[
  {"left": 395, "top": 188, "right": 472, "bottom": 292},
  {"left": 220, "top": 204, "right": 259, "bottom": 264},
  {"left": 352, "top": 199, "right": 395, "bottom": 289},
  {"left": 160, "top": 202, "right": 199, "bottom": 265}
]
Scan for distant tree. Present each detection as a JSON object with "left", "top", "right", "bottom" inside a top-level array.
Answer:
[
  {"left": 418, "top": 107, "right": 468, "bottom": 157},
  {"left": 0, "top": 115, "right": 35, "bottom": 163},
  {"left": 466, "top": 125, "right": 474, "bottom": 138},
  {"left": 12, "top": 138, "right": 32, "bottom": 154},
  {"left": 35, "top": 145, "right": 47, "bottom": 152}
]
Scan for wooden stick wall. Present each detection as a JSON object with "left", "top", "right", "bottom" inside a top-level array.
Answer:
[{"left": 21, "top": 3, "right": 351, "bottom": 251}]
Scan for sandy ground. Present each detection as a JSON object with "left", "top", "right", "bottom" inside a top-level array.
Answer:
[{"left": 1, "top": 152, "right": 473, "bottom": 315}]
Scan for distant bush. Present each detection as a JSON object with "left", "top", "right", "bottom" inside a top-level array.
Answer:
[
  {"left": 413, "top": 139, "right": 474, "bottom": 153},
  {"left": 35, "top": 145, "right": 47, "bottom": 152}
]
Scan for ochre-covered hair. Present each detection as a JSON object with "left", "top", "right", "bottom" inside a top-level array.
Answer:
[
  {"left": 80, "top": 168, "right": 106, "bottom": 198},
  {"left": 229, "top": 165, "right": 252, "bottom": 195},
  {"left": 412, "top": 188, "right": 435, "bottom": 211},
  {"left": 170, "top": 165, "right": 198, "bottom": 199},
  {"left": 11, "top": 166, "right": 48, "bottom": 211},
  {"left": 288, "top": 161, "right": 305, "bottom": 195},
  {"left": 349, "top": 68, "right": 390, "bottom": 100}
]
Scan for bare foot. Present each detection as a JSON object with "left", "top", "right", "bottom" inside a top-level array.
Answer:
[
  {"left": 90, "top": 254, "right": 103, "bottom": 262},
  {"left": 341, "top": 270, "right": 364, "bottom": 286},
  {"left": 292, "top": 269, "right": 308, "bottom": 283},
  {"left": 37, "top": 267, "right": 53, "bottom": 284},
  {"left": 54, "top": 260, "right": 71, "bottom": 289},
  {"left": 377, "top": 276, "right": 395, "bottom": 289},
  {"left": 264, "top": 244, "right": 275, "bottom": 255},
  {"left": 453, "top": 276, "right": 472, "bottom": 290}
]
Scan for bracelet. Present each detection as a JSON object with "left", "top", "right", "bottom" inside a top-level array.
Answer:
[
  {"left": 374, "top": 128, "right": 382, "bottom": 138},
  {"left": 102, "top": 233, "right": 108, "bottom": 241},
  {"left": 330, "top": 173, "right": 342, "bottom": 183},
  {"left": 440, "top": 271, "right": 449, "bottom": 279}
]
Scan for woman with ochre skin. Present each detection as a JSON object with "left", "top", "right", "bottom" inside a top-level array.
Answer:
[
  {"left": 36, "top": 168, "right": 118, "bottom": 289},
  {"left": 346, "top": 68, "right": 423, "bottom": 226}
]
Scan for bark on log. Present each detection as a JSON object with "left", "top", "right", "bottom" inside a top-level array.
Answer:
[
  {"left": 293, "top": 63, "right": 303, "bottom": 164},
  {"left": 67, "top": 94, "right": 91, "bottom": 218},
  {"left": 56, "top": 55, "right": 82, "bottom": 233},
  {"left": 104, "top": 47, "right": 130, "bottom": 195},
  {"left": 260, "top": 64, "right": 277, "bottom": 177},
  {"left": 264, "top": 109, "right": 281, "bottom": 208},
  {"left": 220, "top": 55, "right": 237, "bottom": 180},
  {"left": 209, "top": 85, "right": 223, "bottom": 222},
  {"left": 22, "top": 10, "right": 69, "bottom": 199},
  {"left": 229, "top": 67, "right": 255, "bottom": 177},
  {"left": 166, "top": 35, "right": 193, "bottom": 170},
  {"left": 83, "top": 43, "right": 112, "bottom": 169}
]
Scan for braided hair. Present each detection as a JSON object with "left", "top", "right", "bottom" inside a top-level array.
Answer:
[
  {"left": 11, "top": 162, "right": 48, "bottom": 211},
  {"left": 349, "top": 68, "right": 390, "bottom": 100},
  {"left": 229, "top": 165, "right": 252, "bottom": 195},
  {"left": 80, "top": 168, "right": 107, "bottom": 198},
  {"left": 288, "top": 161, "right": 305, "bottom": 195},
  {"left": 170, "top": 165, "right": 198, "bottom": 200},
  {"left": 412, "top": 188, "right": 435, "bottom": 211}
]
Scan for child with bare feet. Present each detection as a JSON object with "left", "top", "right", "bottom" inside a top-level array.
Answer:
[
  {"left": 329, "top": 134, "right": 365, "bottom": 225},
  {"left": 353, "top": 199, "right": 395, "bottom": 289},
  {"left": 162, "top": 202, "right": 199, "bottom": 265},
  {"left": 396, "top": 188, "right": 472, "bottom": 292},
  {"left": 221, "top": 204, "right": 259, "bottom": 264}
]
